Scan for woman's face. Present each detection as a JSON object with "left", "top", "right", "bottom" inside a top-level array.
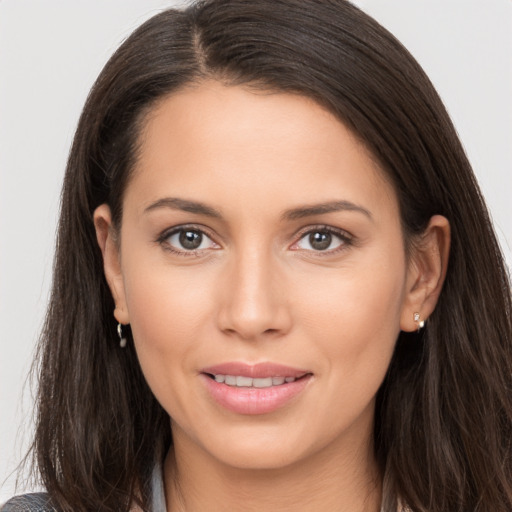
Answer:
[{"left": 99, "top": 82, "right": 421, "bottom": 470}]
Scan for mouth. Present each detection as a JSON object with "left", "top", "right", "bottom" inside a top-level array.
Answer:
[
  {"left": 205, "top": 373, "right": 307, "bottom": 388},
  {"left": 200, "top": 362, "right": 313, "bottom": 415}
]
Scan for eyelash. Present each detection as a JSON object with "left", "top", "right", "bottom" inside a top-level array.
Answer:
[
  {"left": 156, "top": 224, "right": 219, "bottom": 257},
  {"left": 156, "top": 224, "right": 354, "bottom": 257},
  {"left": 291, "top": 225, "right": 354, "bottom": 256}
]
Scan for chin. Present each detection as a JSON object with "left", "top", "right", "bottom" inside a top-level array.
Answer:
[
  {"left": 193, "top": 420, "right": 336, "bottom": 472},
  {"left": 214, "top": 443, "right": 307, "bottom": 471}
]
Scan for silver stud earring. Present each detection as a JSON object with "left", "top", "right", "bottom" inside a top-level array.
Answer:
[
  {"left": 117, "top": 323, "right": 127, "bottom": 348},
  {"left": 413, "top": 312, "right": 425, "bottom": 332}
]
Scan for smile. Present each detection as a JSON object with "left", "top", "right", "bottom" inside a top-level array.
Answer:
[
  {"left": 200, "top": 362, "right": 312, "bottom": 415},
  {"left": 210, "top": 375, "right": 298, "bottom": 387}
]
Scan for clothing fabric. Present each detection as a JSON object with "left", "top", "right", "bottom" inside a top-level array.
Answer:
[
  {"left": 1, "top": 467, "right": 166, "bottom": 512},
  {"left": 1, "top": 493, "right": 57, "bottom": 511},
  {"left": 151, "top": 464, "right": 166, "bottom": 511}
]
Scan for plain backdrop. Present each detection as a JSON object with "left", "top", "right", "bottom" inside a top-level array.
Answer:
[{"left": 1, "top": 0, "right": 511, "bottom": 502}]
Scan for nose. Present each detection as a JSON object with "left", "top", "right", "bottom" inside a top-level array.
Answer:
[{"left": 216, "top": 247, "right": 292, "bottom": 341}]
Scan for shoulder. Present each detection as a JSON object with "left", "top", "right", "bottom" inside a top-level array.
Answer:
[{"left": 1, "top": 493, "right": 58, "bottom": 511}]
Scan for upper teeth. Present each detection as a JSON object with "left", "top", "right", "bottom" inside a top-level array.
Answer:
[{"left": 214, "top": 375, "right": 297, "bottom": 388}]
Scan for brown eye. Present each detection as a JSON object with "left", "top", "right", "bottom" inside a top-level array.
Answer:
[
  {"left": 179, "top": 230, "right": 203, "bottom": 250},
  {"left": 294, "top": 228, "right": 349, "bottom": 253},
  {"left": 309, "top": 231, "right": 332, "bottom": 251},
  {"left": 162, "top": 228, "right": 218, "bottom": 253}
]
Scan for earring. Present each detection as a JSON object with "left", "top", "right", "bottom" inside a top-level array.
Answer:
[
  {"left": 413, "top": 312, "right": 425, "bottom": 332},
  {"left": 117, "top": 323, "right": 127, "bottom": 348}
]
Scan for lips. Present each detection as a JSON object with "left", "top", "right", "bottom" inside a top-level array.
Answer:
[
  {"left": 202, "top": 362, "right": 309, "bottom": 379},
  {"left": 212, "top": 375, "right": 297, "bottom": 388},
  {"left": 200, "top": 362, "right": 312, "bottom": 415}
]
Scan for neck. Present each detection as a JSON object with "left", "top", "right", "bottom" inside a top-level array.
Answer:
[{"left": 163, "top": 423, "right": 382, "bottom": 512}]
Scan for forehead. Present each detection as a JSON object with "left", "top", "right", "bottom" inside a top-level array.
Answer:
[{"left": 128, "top": 81, "right": 398, "bottom": 221}]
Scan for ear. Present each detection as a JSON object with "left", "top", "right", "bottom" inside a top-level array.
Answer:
[
  {"left": 93, "top": 204, "right": 130, "bottom": 325},
  {"left": 400, "top": 215, "right": 450, "bottom": 332}
]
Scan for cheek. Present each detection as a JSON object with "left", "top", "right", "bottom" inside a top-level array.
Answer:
[
  {"left": 300, "top": 248, "right": 405, "bottom": 332},
  {"left": 120, "top": 246, "right": 218, "bottom": 402},
  {"left": 120, "top": 257, "right": 218, "bottom": 420},
  {"left": 295, "top": 246, "right": 406, "bottom": 389},
  {"left": 123, "top": 255, "right": 213, "bottom": 344}
]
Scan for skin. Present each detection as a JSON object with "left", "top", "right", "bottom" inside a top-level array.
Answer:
[{"left": 95, "top": 81, "right": 450, "bottom": 512}]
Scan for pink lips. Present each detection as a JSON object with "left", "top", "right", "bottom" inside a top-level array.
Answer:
[{"left": 200, "top": 362, "right": 312, "bottom": 415}]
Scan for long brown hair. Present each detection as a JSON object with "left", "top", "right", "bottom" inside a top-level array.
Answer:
[{"left": 31, "top": 1, "right": 512, "bottom": 510}]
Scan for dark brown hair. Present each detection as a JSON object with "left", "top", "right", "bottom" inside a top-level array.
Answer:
[{"left": 31, "top": 1, "right": 512, "bottom": 510}]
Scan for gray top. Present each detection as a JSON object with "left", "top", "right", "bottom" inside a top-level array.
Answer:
[
  {"left": 151, "top": 463, "right": 167, "bottom": 511},
  {"left": 1, "top": 493, "right": 56, "bottom": 511},
  {"left": 1, "top": 466, "right": 166, "bottom": 512}
]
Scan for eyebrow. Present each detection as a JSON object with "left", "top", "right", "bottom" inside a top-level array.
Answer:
[
  {"left": 143, "top": 197, "right": 223, "bottom": 218},
  {"left": 143, "top": 197, "right": 372, "bottom": 222},
  {"left": 281, "top": 200, "right": 372, "bottom": 221}
]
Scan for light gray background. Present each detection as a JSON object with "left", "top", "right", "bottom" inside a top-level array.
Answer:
[{"left": 1, "top": 0, "right": 511, "bottom": 502}]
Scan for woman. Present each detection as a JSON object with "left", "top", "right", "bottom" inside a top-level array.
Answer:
[{"left": 3, "top": 0, "right": 511, "bottom": 510}]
